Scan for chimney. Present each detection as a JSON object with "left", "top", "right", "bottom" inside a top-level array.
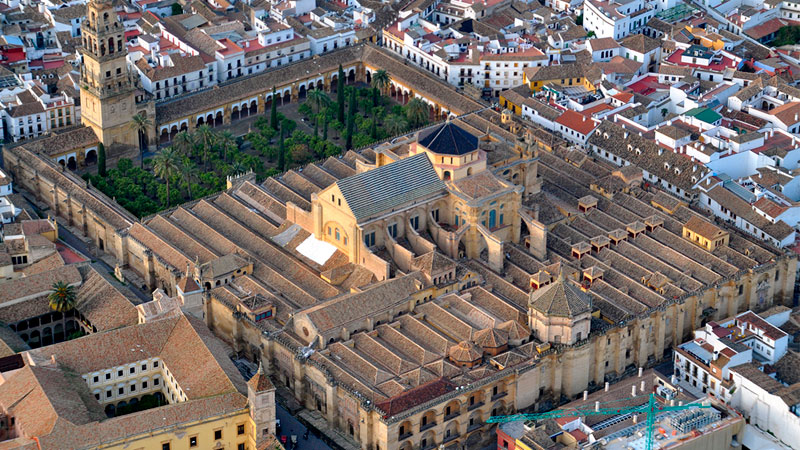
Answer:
[
  {"left": 605, "top": 382, "right": 610, "bottom": 392},
  {"left": 795, "top": 113, "right": 798, "bottom": 122},
  {"left": 633, "top": 414, "right": 638, "bottom": 424},
  {"left": 638, "top": 367, "right": 643, "bottom": 377},
  {"left": 641, "top": 380, "right": 646, "bottom": 392},
  {"left": 624, "top": 131, "right": 629, "bottom": 139},
  {"left": 583, "top": 390, "right": 589, "bottom": 401},
  {"left": 595, "top": 401, "right": 600, "bottom": 411},
  {"left": 631, "top": 385, "right": 637, "bottom": 396}
]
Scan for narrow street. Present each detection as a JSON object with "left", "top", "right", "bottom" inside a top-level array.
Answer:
[{"left": 276, "top": 404, "right": 333, "bottom": 450}]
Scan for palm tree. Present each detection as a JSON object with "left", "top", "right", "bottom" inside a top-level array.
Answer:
[
  {"left": 218, "top": 130, "right": 236, "bottom": 163},
  {"left": 194, "top": 125, "right": 215, "bottom": 170},
  {"left": 230, "top": 160, "right": 247, "bottom": 175},
  {"left": 49, "top": 281, "right": 76, "bottom": 313},
  {"left": 153, "top": 147, "right": 180, "bottom": 207},
  {"left": 179, "top": 158, "right": 198, "bottom": 199},
  {"left": 371, "top": 69, "right": 391, "bottom": 95},
  {"left": 173, "top": 131, "right": 194, "bottom": 157},
  {"left": 308, "top": 89, "right": 331, "bottom": 116},
  {"left": 406, "top": 98, "right": 429, "bottom": 128},
  {"left": 49, "top": 281, "right": 77, "bottom": 343},
  {"left": 130, "top": 114, "right": 152, "bottom": 169},
  {"left": 385, "top": 114, "right": 407, "bottom": 136}
]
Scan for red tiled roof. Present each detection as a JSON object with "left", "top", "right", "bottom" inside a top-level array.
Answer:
[
  {"left": 769, "top": 101, "right": 800, "bottom": 126},
  {"left": 745, "top": 18, "right": 797, "bottom": 40},
  {"left": 753, "top": 196, "right": 788, "bottom": 218},
  {"left": 580, "top": 103, "right": 613, "bottom": 117},
  {"left": 738, "top": 311, "right": 787, "bottom": 340},
  {"left": 612, "top": 92, "right": 634, "bottom": 103},
  {"left": 555, "top": 110, "right": 598, "bottom": 135},
  {"left": 569, "top": 429, "right": 589, "bottom": 442},
  {"left": 217, "top": 38, "right": 244, "bottom": 57},
  {"left": 376, "top": 377, "right": 455, "bottom": 416}
]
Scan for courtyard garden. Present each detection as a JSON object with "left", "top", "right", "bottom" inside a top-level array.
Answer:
[{"left": 83, "top": 68, "right": 432, "bottom": 218}]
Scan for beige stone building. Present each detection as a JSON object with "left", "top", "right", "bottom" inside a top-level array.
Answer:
[
  {"left": 2, "top": 34, "right": 797, "bottom": 450},
  {"left": 114, "top": 115, "right": 794, "bottom": 450},
  {"left": 79, "top": 0, "right": 145, "bottom": 150}
]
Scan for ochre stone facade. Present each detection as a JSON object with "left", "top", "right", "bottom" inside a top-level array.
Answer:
[
  {"left": 3, "top": 40, "right": 797, "bottom": 450},
  {"left": 79, "top": 0, "right": 139, "bottom": 150}
]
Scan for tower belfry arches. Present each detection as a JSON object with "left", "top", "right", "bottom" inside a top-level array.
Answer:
[{"left": 79, "top": 0, "right": 138, "bottom": 149}]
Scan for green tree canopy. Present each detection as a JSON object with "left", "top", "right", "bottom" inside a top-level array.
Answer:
[{"left": 48, "top": 281, "right": 77, "bottom": 313}]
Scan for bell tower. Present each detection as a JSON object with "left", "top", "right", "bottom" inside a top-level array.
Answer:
[{"left": 79, "top": 0, "right": 137, "bottom": 148}]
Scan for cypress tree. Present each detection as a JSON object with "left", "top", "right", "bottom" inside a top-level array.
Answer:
[
  {"left": 337, "top": 65, "right": 345, "bottom": 123},
  {"left": 97, "top": 143, "right": 106, "bottom": 177},
  {"left": 345, "top": 88, "right": 356, "bottom": 150},
  {"left": 270, "top": 86, "right": 278, "bottom": 131},
  {"left": 323, "top": 118, "right": 328, "bottom": 141},
  {"left": 277, "top": 127, "right": 285, "bottom": 171},
  {"left": 370, "top": 118, "right": 377, "bottom": 139},
  {"left": 314, "top": 115, "right": 319, "bottom": 138},
  {"left": 372, "top": 87, "right": 379, "bottom": 107}
]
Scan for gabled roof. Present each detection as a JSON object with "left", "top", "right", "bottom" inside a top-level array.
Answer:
[
  {"left": 554, "top": 109, "right": 597, "bottom": 135},
  {"left": 336, "top": 153, "right": 445, "bottom": 222},
  {"left": 620, "top": 33, "right": 661, "bottom": 54},
  {"left": 528, "top": 272, "right": 591, "bottom": 318},
  {"left": 375, "top": 377, "right": 455, "bottom": 417},
  {"left": 200, "top": 254, "right": 248, "bottom": 279},
  {"left": 684, "top": 215, "right": 727, "bottom": 241},
  {"left": 417, "top": 122, "right": 479, "bottom": 155}
]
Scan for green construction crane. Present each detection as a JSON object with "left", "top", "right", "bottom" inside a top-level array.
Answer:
[{"left": 487, "top": 393, "right": 712, "bottom": 450}]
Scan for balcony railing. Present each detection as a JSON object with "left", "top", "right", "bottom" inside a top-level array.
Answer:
[
  {"left": 468, "top": 423, "right": 482, "bottom": 432},
  {"left": 444, "top": 412, "right": 460, "bottom": 422},
  {"left": 491, "top": 391, "right": 507, "bottom": 401},
  {"left": 467, "top": 401, "right": 484, "bottom": 411},
  {"left": 419, "top": 422, "right": 436, "bottom": 432},
  {"left": 443, "top": 432, "right": 460, "bottom": 444}
]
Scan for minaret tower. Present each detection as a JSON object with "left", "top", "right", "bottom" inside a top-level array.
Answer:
[{"left": 79, "top": 0, "right": 137, "bottom": 148}]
